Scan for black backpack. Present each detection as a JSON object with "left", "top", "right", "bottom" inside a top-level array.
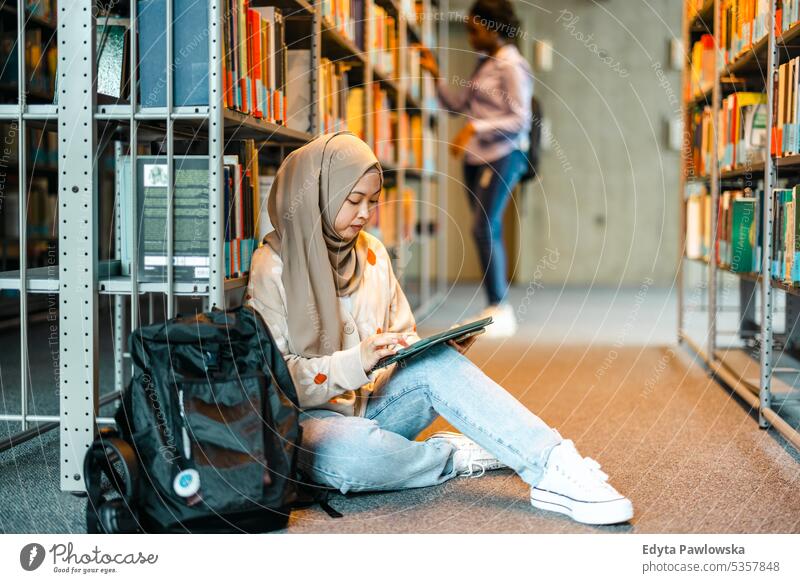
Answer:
[
  {"left": 520, "top": 95, "right": 543, "bottom": 183},
  {"left": 84, "top": 306, "right": 339, "bottom": 533}
]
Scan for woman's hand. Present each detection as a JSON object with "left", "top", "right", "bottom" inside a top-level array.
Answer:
[
  {"left": 446, "top": 329, "right": 484, "bottom": 355},
  {"left": 360, "top": 332, "right": 412, "bottom": 373},
  {"left": 419, "top": 47, "right": 440, "bottom": 78},
  {"left": 449, "top": 122, "right": 476, "bottom": 158}
]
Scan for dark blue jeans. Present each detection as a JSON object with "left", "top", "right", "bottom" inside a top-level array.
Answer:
[{"left": 463, "top": 149, "right": 528, "bottom": 305}]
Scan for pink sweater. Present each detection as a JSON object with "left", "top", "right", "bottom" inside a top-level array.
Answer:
[{"left": 245, "top": 230, "right": 421, "bottom": 416}]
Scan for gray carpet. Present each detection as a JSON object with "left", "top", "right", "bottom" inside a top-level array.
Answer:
[{"left": 2, "top": 286, "right": 799, "bottom": 533}]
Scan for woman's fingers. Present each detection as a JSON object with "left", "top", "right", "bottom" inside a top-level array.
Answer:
[{"left": 371, "top": 333, "right": 409, "bottom": 347}]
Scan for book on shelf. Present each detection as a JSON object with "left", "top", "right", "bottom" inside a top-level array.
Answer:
[
  {"left": 0, "top": 177, "right": 56, "bottom": 240},
  {"left": 689, "top": 34, "right": 714, "bottom": 98},
  {"left": 717, "top": 190, "right": 733, "bottom": 268},
  {"left": 24, "top": 0, "right": 57, "bottom": 22},
  {"left": 137, "top": 0, "right": 209, "bottom": 108},
  {"left": 321, "top": 0, "right": 363, "bottom": 48},
  {"left": 353, "top": 0, "right": 366, "bottom": 50},
  {"left": 409, "top": 115, "right": 422, "bottom": 168},
  {"left": 320, "top": 57, "right": 358, "bottom": 134},
  {"left": 719, "top": 92, "right": 767, "bottom": 171},
  {"left": 370, "top": 3, "right": 398, "bottom": 77},
  {"left": 423, "top": 71, "right": 437, "bottom": 110},
  {"left": 138, "top": 0, "right": 290, "bottom": 125},
  {"left": 730, "top": 196, "right": 759, "bottom": 273},
  {"left": 346, "top": 86, "right": 365, "bottom": 140},
  {"left": 685, "top": 192, "right": 710, "bottom": 260},
  {"left": 284, "top": 49, "right": 313, "bottom": 133},
  {"left": 284, "top": 49, "right": 364, "bottom": 137},
  {"left": 781, "top": 0, "right": 800, "bottom": 34},
  {"left": 233, "top": 4, "right": 287, "bottom": 124},
  {"left": 716, "top": 189, "right": 762, "bottom": 274},
  {"left": 771, "top": 56, "right": 800, "bottom": 157},
  {"left": 398, "top": 110, "right": 409, "bottom": 166},
  {"left": 408, "top": 42, "right": 421, "bottom": 102},
  {"left": 256, "top": 170, "right": 276, "bottom": 244},
  {"left": 27, "top": 127, "right": 58, "bottom": 168},
  {"left": 373, "top": 85, "right": 398, "bottom": 163},
  {"left": 690, "top": 105, "right": 714, "bottom": 177},
  {"left": 220, "top": 1, "right": 287, "bottom": 120},
  {"left": 0, "top": 122, "right": 58, "bottom": 169},
  {"left": 0, "top": 24, "right": 57, "bottom": 102},
  {"left": 43, "top": 22, "right": 129, "bottom": 106},
  {"left": 0, "top": 122, "right": 59, "bottom": 245},
  {"left": 771, "top": 186, "right": 800, "bottom": 283},
  {"left": 785, "top": 188, "right": 793, "bottom": 282},
  {"left": 223, "top": 140, "right": 260, "bottom": 279},
  {"left": 402, "top": 186, "right": 416, "bottom": 241},
  {"left": 719, "top": 1, "right": 770, "bottom": 65},
  {"left": 408, "top": 114, "right": 434, "bottom": 171},
  {"left": 117, "top": 140, "right": 261, "bottom": 282},
  {"left": 97, "top": 19, "right": 131, "bottom": 102},
  {"left": 118, "top": 155, "right": 210, "bottom": 282},
  {"left": 367, "top": 183, "right": 398, "bottom": 247},
  {"left": 687, "top": 0, "right": 710, "bottom": 15}
]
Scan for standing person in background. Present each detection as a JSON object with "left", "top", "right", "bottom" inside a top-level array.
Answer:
[{"left": 420, "top": 0, "right": 532, "bottom": 337}]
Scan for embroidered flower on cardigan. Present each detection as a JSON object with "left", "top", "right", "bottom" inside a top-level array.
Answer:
[{"left": 299, "top": 368, "right": 329, "bottom": 391}]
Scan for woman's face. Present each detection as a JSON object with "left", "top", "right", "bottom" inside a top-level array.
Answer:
[{"left": 334, "top": 168, "right": 381, "bottom": 240}]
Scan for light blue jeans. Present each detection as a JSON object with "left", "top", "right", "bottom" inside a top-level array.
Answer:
[{"left": 297, "top": 343, "right": 563, "bottom": 494}]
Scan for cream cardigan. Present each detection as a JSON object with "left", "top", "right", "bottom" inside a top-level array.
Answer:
[{"left": 245, "top": 230, "right": 421, "bottom": 417}]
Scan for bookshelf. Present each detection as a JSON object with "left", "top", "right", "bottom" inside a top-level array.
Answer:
[
  {"left": 680, "top": 0, "right": 800, "bottom": 451},
  {"left": 0, "top": 0, "right": 450, "bottom": 493}
]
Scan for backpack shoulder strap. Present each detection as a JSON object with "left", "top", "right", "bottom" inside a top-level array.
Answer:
[{"left": 293, "top": 474, "right": 344, "bottom": 519}]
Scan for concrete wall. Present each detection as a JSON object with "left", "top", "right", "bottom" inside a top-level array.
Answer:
[{"left": 441, "top": 0, "right": 682, "bottom": 286}]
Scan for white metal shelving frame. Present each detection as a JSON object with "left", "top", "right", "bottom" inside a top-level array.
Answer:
[
  {"left": 0, "top": 0, "right": 450, "bottom": 493},
  {"left": 678, "top": 0, "right": 800, "bottom": 451}
]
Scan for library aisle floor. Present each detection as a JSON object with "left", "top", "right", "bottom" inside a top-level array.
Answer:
[{"left": 2, "top": 284, "right": 799, "bottom": 534}]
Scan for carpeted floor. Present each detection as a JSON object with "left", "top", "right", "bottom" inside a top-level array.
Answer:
[{"left": 1, "top": 286, "right": 799, "bottom": 533}]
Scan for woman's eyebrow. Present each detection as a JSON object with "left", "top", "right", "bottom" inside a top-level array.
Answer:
[{"left": 350, "top": 187, "right": 381, "bottom": 196}]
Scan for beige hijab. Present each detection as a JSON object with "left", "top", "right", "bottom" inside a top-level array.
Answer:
[{"left": 267, "top": 131, "right": 383, "bottom": 358}]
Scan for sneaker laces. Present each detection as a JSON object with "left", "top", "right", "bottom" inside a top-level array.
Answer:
[
  {"left": 458, "top": 460, "right": 487, "bottom": 478},
  {"left": 428, "top": 431, "right": 500, "bottom": 478},
  {"left": 582, "top": 457, "right": 609, "bottom": 482},
  {"left": 549, "top": 441, "right": 611, "bottom": 490},
  {"left": 454, "top": 445, "right": 489, "bottom": 478}
]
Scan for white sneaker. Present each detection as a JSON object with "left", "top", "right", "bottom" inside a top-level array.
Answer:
[
  {"left": 480, "top": 303, "right": 518, "bottom": 338},
  {"left": 426, "top": 431, "right": 507, "bottom": 477},
  {"left": 530, "top": 439, "right": 633, "bottom": 525}
]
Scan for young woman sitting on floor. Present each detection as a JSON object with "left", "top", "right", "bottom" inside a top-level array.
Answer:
[{"left": 245, "top": 131, "right": 633, "bottom": 525}]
